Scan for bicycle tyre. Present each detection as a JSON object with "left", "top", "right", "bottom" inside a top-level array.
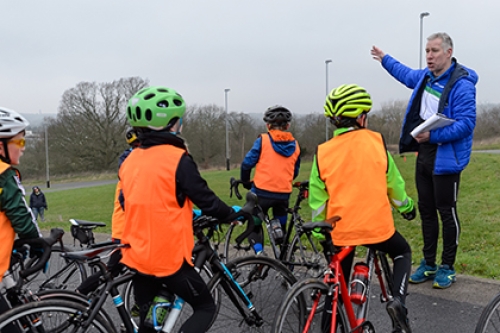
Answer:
[
  {"left": 36, "top": 289, "right": 114, "bottom": 327},
  {"left": 223, "top": 223, "right": 254, "bottom": 263},
  {"left": 285, "top": 232, "right": 328, "bottom": 281},
  {"left": 206, "top": 255, "right": 297, "bottom": 332},
  {"left": 475, "top": 292, "right": 500, "bottom": 333},
  {"left": 0, "top": 299, "right": 115, "bottom": 333},
  {"left": 123, "top": 263, "right": 218, "bottom": 331},
  {"left": 272, "top": 278, "right": 350, "bottom": 333},
  {"left": 26, "top": 245, "right": 87, "bottom": 291}
]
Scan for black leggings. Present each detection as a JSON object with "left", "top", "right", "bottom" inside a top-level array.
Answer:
[
  {"left": 416, "top": 144, "right": 461, "bottom": 268},
  {"left": 341, "top": 231, "right": 412, "bottom": 304},
  {"left": 133, "top": 260, "right": 216, "bottom": 333},
  {"left": 247, "top": 196, "right": 289, "bottom": 246}
]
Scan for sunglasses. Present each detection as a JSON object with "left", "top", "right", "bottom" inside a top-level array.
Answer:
[{"left": 8, "top": 138, "right": 26, "bottom": 148}]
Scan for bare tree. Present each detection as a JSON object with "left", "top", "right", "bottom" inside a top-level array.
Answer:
[
  {"left": 183, "top": 104, "right": 226, "bottom": 169},
  {"left": 474, "top": 103, "right": 500, "bottom": 141},
  {"left": 293, "top": 113, "right": 327, "bottom": 158},
  {"left": 44, "top": 77, "right": 148, "bottom": 173},
  {"left": 369, "top": 100, "right": 407, "bottom": 145},
  {"left": 229, "top": 112, "right": 259, "bottom": 164}
]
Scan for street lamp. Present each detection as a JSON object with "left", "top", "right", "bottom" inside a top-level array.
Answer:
[
  {"left": 45, "top": 125, "right": 50, "bottom": 188},
  {"left": 325, "top": 59, "right": 332, "bottom": 141},
  {"left": 224, "top": 88, "right": 231, "bottom": 171},
  {"left": 419, "top": 12, "right": 430, "bottom": 69}
]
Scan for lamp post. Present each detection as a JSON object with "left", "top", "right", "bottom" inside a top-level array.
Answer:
[
  {"left": 325, "top": 59, "right": 332, "bottom": 141},
  {"left": 419, "top": 12, "right": 430, "bottom": 69},
  {"left": 45, "top": 125, "right": 50, "bottom": 188},
  {"left": 224, "top": 88, "right": 231, "bottom": 171}
]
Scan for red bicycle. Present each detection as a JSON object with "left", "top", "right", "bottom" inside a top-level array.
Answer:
[{"left": 271, "top": 219, "right": 395, "bottom": 333}]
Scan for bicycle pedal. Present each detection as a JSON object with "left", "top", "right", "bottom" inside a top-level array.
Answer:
[
  {"left": 352, "top": 320, "right": 375, "bottom": 333},
  {"left": 379, "top": 294, "right": 390, "bottom": 303}
]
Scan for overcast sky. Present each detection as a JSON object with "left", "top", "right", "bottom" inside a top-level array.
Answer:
[{"left": 1, "top": 0, "right": 498, "bottom": 117}]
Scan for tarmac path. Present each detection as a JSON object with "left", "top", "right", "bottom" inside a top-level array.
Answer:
[{"left": 44, "top": 230, "right": 498, "bottom": 332}]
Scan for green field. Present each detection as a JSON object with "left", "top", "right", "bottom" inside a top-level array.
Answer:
[{"left": 31, "top": 152, "right": 500, "bottom": 279}]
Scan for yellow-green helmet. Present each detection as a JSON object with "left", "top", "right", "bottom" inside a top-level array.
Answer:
[
  {"left": 127, "top": 86, "right": 185, "bottom": 130},
  {"left": 324, "top": 84, "right": 372, "bottom": 118}
]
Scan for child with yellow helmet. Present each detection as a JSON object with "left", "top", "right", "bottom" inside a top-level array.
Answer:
[{"left": 309, "top": 84, "right": 415, "bottom": 333}]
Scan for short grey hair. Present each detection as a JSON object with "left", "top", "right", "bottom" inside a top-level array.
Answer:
[{"left": 427, "top": 32, "right": 453, "bottom": 52}]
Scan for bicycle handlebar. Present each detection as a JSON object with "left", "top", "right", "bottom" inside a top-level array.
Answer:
[
  {"left": 13, "top": 228, "right": 65, "bottom": 279},
  {"left": 229, "top": 177, "right": 244, "bottom": 200}
]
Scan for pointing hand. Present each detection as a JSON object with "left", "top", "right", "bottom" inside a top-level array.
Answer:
[{"left": 371, "top": 46, "right": 386, "bottom": 63}]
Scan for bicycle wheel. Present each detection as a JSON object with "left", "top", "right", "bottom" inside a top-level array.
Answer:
[
  {"left": 123, "top": 263, "right": 218, "bottom": 332},
  {"left": 223, "top": 223, "right": 254, "bottom": 263},
  {"left": 0, "top": 299, "right": 114, "bottom": 333},
  {"left": 36, "top": 289, "right": 114, "bottom": 326},
  {"left": 285, "top": 232, "right": 328, "bottom": 280},
  {"left": 475, "top": 293, "right": 500, "bottom": 333},
  {"left": 26, "top": 245, "right": 87, "bottom": 291},
  {"left": 207, "top": 255, "right": 297, "bottom": 332},
  {"left": 272, "top": 278, "right": 350, "bottom": 333}
]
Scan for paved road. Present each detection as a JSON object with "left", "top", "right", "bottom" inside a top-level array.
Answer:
[
  {"left": 36, "top": 169, "right": 500, "bottom": 332},
  {"left": 39, "top": 179, "right": 117, "bottom": 193},
  {"left": 473, "top": 149, "right": 500, "bottom": 154},
  {"left": 44, "top": 230, "right": 498, "bottom": 332}
]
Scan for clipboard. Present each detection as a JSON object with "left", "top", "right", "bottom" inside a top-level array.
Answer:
[{"left": 410, "top": 113, "right": 456, "bottom": 138}]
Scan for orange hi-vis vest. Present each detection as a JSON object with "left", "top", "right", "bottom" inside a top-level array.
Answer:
[
  {"left": 111, "top": 181, "right": 124, "bottom": 241},
  {"left": 316, "top": 129, "right": 395, "bottom": 246},
  {"left": 119, "top": 145, "right": 194, "bottom": 277},
  {"left": 0, "top": 163, "right": 16, "bottom": 282},
  {"left": 253, "top": 131, "right": 300, "bottom": 193}
]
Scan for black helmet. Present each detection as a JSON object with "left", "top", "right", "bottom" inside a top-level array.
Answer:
[{"left": 263, "top": 105, "right": 292, "bottom": 125}]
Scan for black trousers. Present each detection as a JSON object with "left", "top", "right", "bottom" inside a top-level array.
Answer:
[
  {"left": 133, "top": 260, "right": 215, "bottom": 333},
  {"left": 416, "top": 144, "right": 461, "bottom": 268},
  {"left": 341, "top": 231, "right": 412, "bottom": 304},
  {"left": 247, "top": 196, "right": 289, "bottom": 246}
]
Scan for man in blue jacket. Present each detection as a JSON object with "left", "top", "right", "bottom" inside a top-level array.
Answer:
[{"left": 371, "top": 32, "right": 478, "bottom": 289}]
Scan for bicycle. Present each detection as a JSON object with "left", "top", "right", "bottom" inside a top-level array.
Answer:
[
  {"left": 0, "top": 192, "right": 298, "bottom": 333},
  {"left": 224, "top": 177, "right": 328, "bottom": 280},
  {"left": 474, "top": 292, "right": 500, "bottom": 332},
  {"left": 1, "top": 228, "right": 115, "bottom": 331},
  {"left": 26, "top": 218, "right": 110, "bottom": 292},
  {"left": 272, "top": 219, "right": 396, "bottom": 333}
]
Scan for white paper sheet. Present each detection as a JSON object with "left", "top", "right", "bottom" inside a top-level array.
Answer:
[{"left": 410, "top": 113, "right": 456, "bottom": 138}]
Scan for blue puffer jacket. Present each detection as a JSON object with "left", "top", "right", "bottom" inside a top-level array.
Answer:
[{"left": 382, "top": 55, "right": 478, "bottom": 175}]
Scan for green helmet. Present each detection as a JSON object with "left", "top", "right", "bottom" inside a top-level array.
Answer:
[
  {"left": 324, "top": 84, "right": 372, "bottom": 119},
  {"left": 127, "top": 86, "right": 186, "bottom": 130}
]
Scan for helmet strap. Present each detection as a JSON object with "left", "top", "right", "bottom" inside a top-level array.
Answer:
[
  {"left": 167, "top": 117, "right": 183, "bottom": 135},
  {"left": 0, "top": 139, "right": 11, "bottom": 164}
]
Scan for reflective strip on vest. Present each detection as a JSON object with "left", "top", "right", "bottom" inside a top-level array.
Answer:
[
  {"left": 317, "top": 129, "right": 395, "bottom": 246},
  {"left": 119, "top": 145, "right": 194, "bottom": 277},
  {"left": 253, "top": 133, "right": 300, "bottom": 193}
]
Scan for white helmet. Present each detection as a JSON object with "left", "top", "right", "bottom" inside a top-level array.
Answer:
[{"left": 0, "top": 107, "right": 30, "bottom": 138}]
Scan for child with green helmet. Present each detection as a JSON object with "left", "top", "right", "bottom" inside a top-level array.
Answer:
[
  {"left": 309, "top": 84, "right": 415, "bottom": 333},
  {"left": 119, "top": 86, "right": 238, "bottom": 333}
]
